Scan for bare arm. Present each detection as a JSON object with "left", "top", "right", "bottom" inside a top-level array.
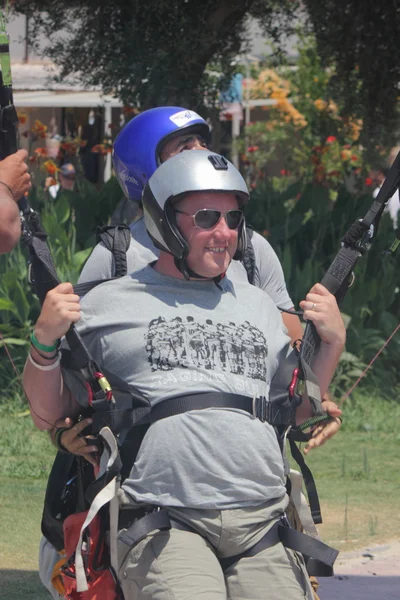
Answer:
[
  {"left": 0, "top": 150, "right": 32, "bottom": 253},
  {"left": 294, "top": 283, "right": 345, "bottom": 424},
  {"left": 23, "top": 347, "right": 81, "bottom": 430},
  {"left": 300, "top": 283, "right": 346, "bottom": 396},
  {"left": 0, "top": 188, "right": 20, "bottom": 253},
  {"left": 282, "top": 311, "right": 303, "bottom": 346},
  {"left": 22, "top": 282, "right": 82, "bottom": 430}
]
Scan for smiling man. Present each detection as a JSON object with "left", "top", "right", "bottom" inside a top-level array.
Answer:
[{"left": 24, "top": 150, "right": 345, "bottom": 600}]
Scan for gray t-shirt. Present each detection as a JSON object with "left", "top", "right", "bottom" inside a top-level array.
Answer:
[
  {"left": 67, "top": 266, "right": 290, "bottom": 510},
  {"left": 79, "top": 218, "right": 294, "bottom": 310}
]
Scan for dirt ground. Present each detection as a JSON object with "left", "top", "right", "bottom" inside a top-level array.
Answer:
[{"left": 318, "top": 539, "right": 400, "bottom": 599}]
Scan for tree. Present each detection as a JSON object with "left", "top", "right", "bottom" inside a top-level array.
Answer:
[
  {"left": 14, "top": 0, "right": 297, "bottom": 115},
  {"left": 303, "top": 0, "right": 400, "bottom": 153}
]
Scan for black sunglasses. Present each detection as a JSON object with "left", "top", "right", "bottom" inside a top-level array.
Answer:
[{"left": 175, "top": 208, "right": 244, "bottom": 230}]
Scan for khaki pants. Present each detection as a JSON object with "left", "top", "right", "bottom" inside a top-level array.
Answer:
[{"left": 117, "top": 501, "right": 314, "bottom": 600}]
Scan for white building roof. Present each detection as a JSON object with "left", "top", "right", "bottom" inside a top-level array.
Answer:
[
  {"left": 11, "top": 62, "right": 123, "bottom": 108},
  {"left": 13, "top": 89, "right": 123, "bottom": 108},
  {"left": 11, "top": 62, "right": 98, "bottom": 92}
]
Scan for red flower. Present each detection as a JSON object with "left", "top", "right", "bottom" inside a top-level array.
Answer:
[
  {"left": 365, "top": 177, "right": 373, "bottom": 186},
  {"left": 34, "top": 147, "right": 48, "bottom": 157},
  {"left": 247, "top": 146, "right": 259, "bottom": 153},
  {"left": 326, "top": 136, "right": 337, "bottom": 143},
  {"left": 351, "top": 155, "right": 359, "bottom": 162},
  {"left": 280, "top": 169, "right": 290, "bottom": 176}
]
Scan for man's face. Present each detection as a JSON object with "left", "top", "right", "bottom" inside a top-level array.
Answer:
[
  {"left": 60, "top": 173, "right": 76, "bottom": 191},
  {"left": 174, "top": 191, "right": 240, "bottom": 278},
  {"left": 159, "top": 133, "right": 207, "bottom": 163}
]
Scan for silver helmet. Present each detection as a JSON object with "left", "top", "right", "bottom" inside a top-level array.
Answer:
[{"left": 142, "top": 150, "right": 249, "bottom": 266}]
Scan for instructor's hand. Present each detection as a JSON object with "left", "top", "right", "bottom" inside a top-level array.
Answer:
[{"left": 0, "top": 149, "right": 31, "bottom": 199}]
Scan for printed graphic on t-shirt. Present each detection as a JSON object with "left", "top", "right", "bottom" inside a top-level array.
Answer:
[{"left": 145, "top": 316, "right": 267, "bottom": 380}]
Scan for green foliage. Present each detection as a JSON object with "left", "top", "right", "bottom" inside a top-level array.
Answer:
[
  {"left": 246, "top": 177, "right": 399, "bottom": 398},
  {"left": 340, "top": 390, "right": 400, "bottom": 435},
  {"left": 14, "top": 0, "right": 298, "bottom": 111},
  {"left": 0, "top": 189, "right": 97, "bottom": 402},
  {"left": 238, "top": 35, "right": 399, "bottom": 399},
  {"left": 303, "top": 0, "right": 400, "bottom": 151},
  {"left": 237, "top": 34, "right": 370, "bottom": 189}
]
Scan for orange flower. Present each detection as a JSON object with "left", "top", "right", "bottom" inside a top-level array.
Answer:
[
  {"left": 60, "top": 142, "right": 79, "bottom": 155},
  {"left": 91, "top": 143, "right": 112, "bottom": 155},
  {"left": 43, "top": 160, "right": 59, "bottom": 175},
  {"left": 122, "top": 106, "right": 139, "bottom": 116},
  {"left": 31, "top": 119, "right": 48, "bottom": 136},
  {"left": 314, "top": 99, "right": 327, "bottom": 111},
  {"left": 340, "top": 149, "right": 352, "bottom": 161},
  {"left": 17, "top": 112, "right": 28, "bottom": 125},
  {"left": 34, "top": 147, "right": 48, "bottom": 157}
]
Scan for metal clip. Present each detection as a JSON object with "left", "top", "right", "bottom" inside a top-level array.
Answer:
[
  {"left": 97, "top": 375, "right": 111, "bottom": 393},
  {"left": 288, "top": 368, "right": 300, "bottom": 397}
]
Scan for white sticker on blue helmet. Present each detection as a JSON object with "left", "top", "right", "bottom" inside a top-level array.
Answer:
[{"left": 169, "top": 110, "right": 202, "bottom": 127}]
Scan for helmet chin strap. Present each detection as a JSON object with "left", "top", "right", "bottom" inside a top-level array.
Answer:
[{"left": 174, "top": 257, "right": 225, "bottom": 285}]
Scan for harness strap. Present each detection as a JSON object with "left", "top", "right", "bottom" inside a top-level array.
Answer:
[
  {"left": 118, "top": 509, "right": 337, "bottom": 577},
  {"left": 74, "top": 277, "right": 115, "bottom": 297},
  {"left": 97, "top": 225, "right": 131, "bottom": 279},
  {"left": 288, "top": 438, "right": 322, "bottom": 524},
  {"left": 118, "top": 510, "right": 172, "bottom": 547},
  {"left": 148, "top": 392, "right": 269, "bottom": 423},
  {"left": 74, "top": 427, "right": 121, "bottom": 593}
]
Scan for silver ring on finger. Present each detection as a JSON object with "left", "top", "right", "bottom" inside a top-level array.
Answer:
[{"left": 311, "top": 302, "right": 317, "bottom": 311}]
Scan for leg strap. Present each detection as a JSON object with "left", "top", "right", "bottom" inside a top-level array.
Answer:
[
  {"left": 219, "top": 518, "right": 338, "bottom": 576},
  {"left": 118, "top": 510, "right": 338, "bottom": 577}
]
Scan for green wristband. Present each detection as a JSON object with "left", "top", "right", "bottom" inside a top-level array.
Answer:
[{"left": 31, "top": 331, "right": 59, "bottom": 353}]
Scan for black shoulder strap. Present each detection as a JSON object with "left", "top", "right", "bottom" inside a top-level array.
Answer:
[
  {"left": 242, "top": 225, "right": 256, "bottom": 286},
  {"left": 97, "top": 224, "right": 131, "bottom": 278}
]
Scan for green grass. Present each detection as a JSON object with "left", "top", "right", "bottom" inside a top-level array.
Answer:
[
  {"left": 0, "top": 412, "right": 55, "bottom": 599},
  {"left": 0, "top": 392, "right": 400, "bottom": 598}
]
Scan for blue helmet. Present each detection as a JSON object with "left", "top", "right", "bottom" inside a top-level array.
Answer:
[{"left": 113, "top": 107, "right": 210, "bottom": 202}]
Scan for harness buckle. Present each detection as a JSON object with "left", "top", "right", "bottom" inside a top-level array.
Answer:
[{"left": 252, "top": 396, "right": 268, "bottom": 422}]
